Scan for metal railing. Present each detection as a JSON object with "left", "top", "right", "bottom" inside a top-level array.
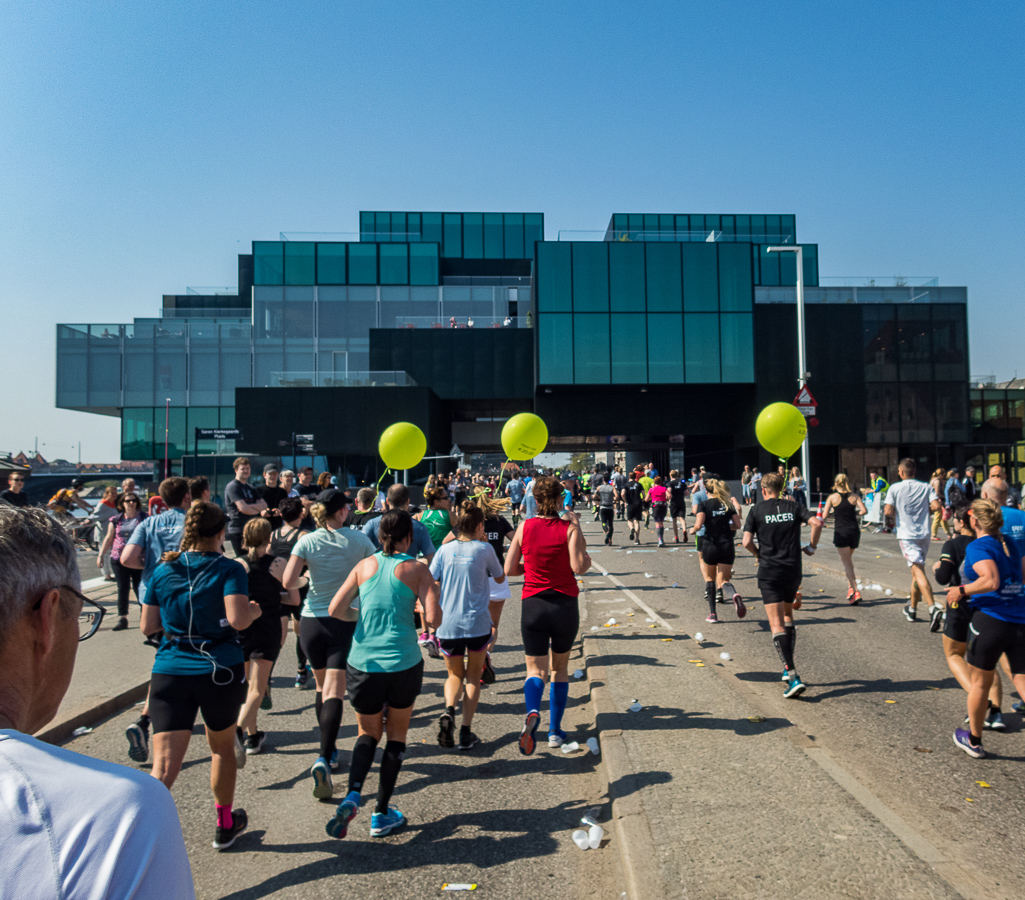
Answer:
[
  {"left": 819, "top": 276, "right": 939, "bottom": 287},
  {"left": 558, "top": 230, "right": 795, "bottom": 243},
  {"left": 392, "top": 316, "right": 527, "bottom": 329},
  {"left": 264, "top": 371, "right": 417, "bottom": 388},
  {"left": 161, "top": 307, "right": 252, "bottom": 319}
]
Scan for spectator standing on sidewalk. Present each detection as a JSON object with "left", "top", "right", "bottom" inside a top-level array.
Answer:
[
  {"left": 224, "top": 458, "right": 267, "bottom": 558},
  {"left": 0, "top": 508, "right": 195, "bottom": 896},
  {"left": 97, "top": 492, "right": 147, "bottom": 631},
  {"left": 883, "top": 459, "right": 941, "bottom": 626},
  {"left": 1, "top": 471, "right": 30, "bottom": 508}
]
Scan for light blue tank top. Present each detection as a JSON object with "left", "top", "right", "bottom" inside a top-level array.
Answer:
[{"left": 347, "top": 552, "right": 422, "bottom": 673}]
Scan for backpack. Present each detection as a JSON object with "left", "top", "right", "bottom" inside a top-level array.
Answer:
[{"left": 946, "top": 482, "right": 966, "bottom": 509}]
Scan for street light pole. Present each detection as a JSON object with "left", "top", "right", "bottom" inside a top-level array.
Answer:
[
  {"left": 767, "top": 245, "right": 811, "bottom": 504},
  {"left": 164, "top": 398, "right": 171, "bottom": 480}
]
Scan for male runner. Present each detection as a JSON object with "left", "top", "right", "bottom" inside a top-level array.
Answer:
[
  {"left": 667, "top": 469, "right": 689, "bottom": 544},
  {"left": 611, "top": 466, "right": 628, "bottom": 520},
  {"left": 883, "top": 459, "right": 940, "bottom": 623},
  {"left": 595, "top": 477, "right": 617, "bottom": 545},
  {"left": 624, "top": 473, "right": 646, "bottom": 544},
  {"left": 638, "top": 468, "right": 654, "bottom": 527},
  {"left": 742, "top": 472, "right": 822, "bottom": 698},
  {"left": 506, "top": 473, "right": 526, "bottom": 526}
]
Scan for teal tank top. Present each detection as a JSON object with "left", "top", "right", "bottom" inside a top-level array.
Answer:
[{"left": 347, "top": 552, "right": 422, "bottom": 673}]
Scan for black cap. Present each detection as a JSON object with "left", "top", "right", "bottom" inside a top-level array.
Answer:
[
  {"left": 316, "top": 488, "right": 351, "bottom": 515},
  {"left": 263, "top": 463, "right": 279, "bottom": 474}
]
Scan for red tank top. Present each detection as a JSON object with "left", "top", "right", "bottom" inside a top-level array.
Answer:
[{"left": 521, "top": 517, "right": 579, "bottom": 599}]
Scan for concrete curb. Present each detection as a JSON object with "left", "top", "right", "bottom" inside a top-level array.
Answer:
[
  {"left": 582, "top": 635, "right": 666, "bottom": 900},
  {"left": 35, "top": 678, "right": 150, "bottom": 746}
]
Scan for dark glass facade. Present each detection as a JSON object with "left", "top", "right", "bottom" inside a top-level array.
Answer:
[
  {"left": 254, "top": 241, "right": 440, "bottom": 286},
  {"left": 359, "top": 211, "right": 543, "bottom": 259}
]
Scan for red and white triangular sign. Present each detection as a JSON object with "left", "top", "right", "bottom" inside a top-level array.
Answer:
[{"left": 793, "top": 385, "right": 817, "bottom": 407}]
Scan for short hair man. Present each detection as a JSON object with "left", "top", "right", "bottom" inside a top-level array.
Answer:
[
  {"left": 741, "top": 472, "right": 823, "bottom": 698},
  {"left": 223, "top": 457, "right": 267, "bottom": 557},
  {"left": 1, "top": 472, "right": 30, "bottom": 508},
  {"left": 348, "top": 487, "right": 381, "bottom": 531},
  {"left": 120, "top": 477, "right": 137, "bottom": 495},
  {"left": 884, "top": 459, "right": 941, "bottom": 625},
  {"left": 188, "top": 475, "right": 210, "bottom": 503},
  {"left": 259, "top": 463, "right": 288, "bottom": 528},
  {"left": 361, "top": 484, "right": 436, "bottom": 562},
  {"left": 0, "top": 509, "right": 195, "bottom": 897}
]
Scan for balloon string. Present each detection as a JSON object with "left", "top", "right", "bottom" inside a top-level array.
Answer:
[
  {"left": 495, "top": 458, "right": 509, "bottom": 497},
  {"left": 376, "top": 467, "right": 390, "bottom": 493}
]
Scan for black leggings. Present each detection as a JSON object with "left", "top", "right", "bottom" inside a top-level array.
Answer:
[
  {"left": 111, "top": 558, "right": 141, "bottom": 617},
  {"left": 521, "top": 589, "right": 579, "bottom": 656}
]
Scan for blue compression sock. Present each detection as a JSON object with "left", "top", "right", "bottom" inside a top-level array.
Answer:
[
  {"left": 549, "top": 681, "right": 569, "bottom": 735},
  {"left": 524, "top": 676, "right": 545, "bottom": 714}
]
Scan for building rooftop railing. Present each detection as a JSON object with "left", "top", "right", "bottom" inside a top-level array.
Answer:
[
  {"left": 160, "top": 307, "right": 252, "bottom": 319},
  {"left": 755, "top": 285, "right": 966, "bottom": 304},
  {"left": 264, "top": 371, "right": 417, "bottom": 388},
  {"left": 185, "top": 286, "right": 237, "bottom": 295},
  {"left": 392, "top": 316, "right": 528, "bottom": 329},
  {"left": 558, "top": 230, "right": 795, "bottom": 243},
  {"left": 819, "top": 276, "right": 939, "bottom": 287},
  {"left": 277, "top": 232, "right": 425, "bottom": 242}
]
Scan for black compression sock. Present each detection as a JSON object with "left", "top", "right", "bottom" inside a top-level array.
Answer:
[
  {"left": 375, "top": 741, "right": 406, "bottom": 814},
  {"left": 296, "top": 640, "right": 308, "bottom": 669},
  {"left": 773, "top": 632, "right": 795, "bottom": 671},
  {"left": 705, "top": 581, "right": 717, "bottom": 616},
  {"left": 784, "top": 623, "right": 796, "bottom": 660},
  {"left": 347, "top": 734, "right": 378, "bottom": 794},
  {"left": 137, "top": 714, "right": 150, "bottom": 730},
  {"left": 445, "top": 705, "right": 455, "bottom": 718},
  {"left": 319, "top": 698, "right": 343, "bottom": 760},
  {"left": 460, "top": 725, "right": 471, "bottom": 738},
  {"left": 315, "top": 691, "right": 323, "bottom": 723}
]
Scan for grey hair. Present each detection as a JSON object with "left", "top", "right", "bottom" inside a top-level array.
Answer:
[
  {"left": 0, "top": 509, "right": 80, "bottom": 649},
  {"left": 280, "top": 470, "right": 295, "bottom": 478}
]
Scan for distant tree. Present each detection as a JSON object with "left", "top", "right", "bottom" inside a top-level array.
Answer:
[{"left": 569, "top": 452, "right": 593, "bottom": 473}]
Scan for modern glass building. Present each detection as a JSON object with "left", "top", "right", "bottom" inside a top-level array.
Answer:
[{"left": 57, "top": 207, "right": 1005, "bottom": 491}]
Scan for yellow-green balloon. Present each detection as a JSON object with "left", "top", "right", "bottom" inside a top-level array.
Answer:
[
  {"left": 378, "top": 422, "right": 427, "bottom": 471},
  {"left": 502, "top": 413, "right": 548, "bottom": 460},
  {"left": 755, "top": 403, "right": 807, "bottom": 459}
]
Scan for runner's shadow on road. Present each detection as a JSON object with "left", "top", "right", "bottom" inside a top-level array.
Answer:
[{"left": 797, "top": 676, "right": 956, "bottom": 702}]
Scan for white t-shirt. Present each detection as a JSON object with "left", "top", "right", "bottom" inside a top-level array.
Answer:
[
  {"left": 0, "top": 730, "right": 195, "bottom": 899},
  {"left": 883, "top": 480, "right": 938, "bottom": 540}
]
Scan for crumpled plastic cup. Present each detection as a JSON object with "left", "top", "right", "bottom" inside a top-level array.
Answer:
[
  {"left": 573, "top": 668, "right": 585, "bottom": 679},
  {"left": 628, "top": 702, "right": 642, "bottom": 712},
  {"left": 588, "top": 824, "right": 605, "bottom": 849},
  {"left": 720, "top": 652, "right": 731, "bottom": 661},
  {"left": 572, "top": 829, "right": 590, "bottom": 850},
  {"left": 586, "top": 737, "right": 600, "bottom": 755},
  {"left": 560, "top": 741, "right": 580, "bottom": 753},
  {"left": 694, "top": 632, "right": 704, "bottom": 642}
]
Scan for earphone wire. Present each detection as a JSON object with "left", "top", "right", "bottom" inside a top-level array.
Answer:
[{"left": 183, "top": 550, "right": 234, "bottom": 687}]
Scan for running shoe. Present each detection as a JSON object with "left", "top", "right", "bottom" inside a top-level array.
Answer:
[
  {"left": 705, "top": 613, "right": 719, "bottom": 624},
  {"left": 311, "top": 757, "right": 333, "bottom": 799},
  {"left": 952, "top": 728, "right": 986, "bottom": 759},
  {"left": 244, "top": 731, "right": 266, "bottom": 755},
  {"left": 985, "top": 709, "right": 1007, "bottom": 731},
  {"left": 903, "top": 604, "right": 917, "bottom": 622},
  {"left": 261, "top": 688, "right": 273, "bottom": 710},
  {"left": 733, "top": 591, "right": 747, "bottom": 619},
  {"left": 125, "top": 721, "right": 149, "bottom": 764},
  {"left": 1013, "top": 700, "right": 1025, "bottom": 714},
  {"left": 425, "top": 635, "right": 442, "bottom": 660},
  {"left": 604, "top": 536, "right": 612, "bottom": 546},
  {"left": 326, "top": 795, "right": 360, "bottom": 839},
  {"left": 481, "top": 654, "right": 496, "bottom": 685},
  {"left": 234, "top": 728, "right": 248, "bottom": 769},
  {"left": 793, "top": 590, "right": 802, "bottom": 610},
  {"left": 674, "top": 536, "right": 680, "bottom": 543},
  {"left": 715, "top": 587, "right": 726, "bottom": 604},
  {"left": 458, "top": 731, "right": 480, "bottom": 752},
  {"left": 929, "top": 604, "right": 944, "bottom": 633},
  {"left": 846, "top": 588, "right": 855, "bottom": 603},
  {"left": 437, "top": 711, "right": 455, "bottom": 748},
  {"left": 212, "top": 808, "right": 248, "bottom": 851},
  {"left": 417, "top": 632, "right": 431, "bottom": 647},
  {"left": 111, "top": 617, "right": 129, "bottom": 631},
  {"left": 634, "top": 535, "right": 641, "bottom": 545},
  {"left": 329, "top": 749, "right": 339, "bottom": 769},
  {"left": 547, "top": 732, "right": 566, "bottom": 748},
  {"left": 370, "top": 806, "right": 407, "bottom": 837},
  {"left": 781, "top": 668, "right": 791, "bottom": 682},
  {"left": 295, "top": 667, "right": 310, "bottom": 689},
  {"left": 849, "top": 590, "right": 862, "bottom": 605},
  {"left": 519, "top": 710, "right": 541, "bottom": 756},
  {"left": 658, "top": 540, "right": 665, "bottom": 548},
  {"left": 783, "top": 675, "right": 807, "bottom": 699}
]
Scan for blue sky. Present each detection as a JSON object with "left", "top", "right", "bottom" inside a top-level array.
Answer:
[{"left": 2, "top": 1, "right": 1022, "bottom": 461}]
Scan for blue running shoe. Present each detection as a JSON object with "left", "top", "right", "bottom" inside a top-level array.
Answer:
[
  {"left": 1012, "top": 700, "right": 1024, "bottom": 714},
  {"left": 783, "top": 675, "right": 806, "bottom": 699},
  {"left": 329, "top": 749, "right": 339, "bottom": 770},
  {"left": 311, "top": 757, "right": 333, "bottom": 799},
  {"left": 953, "top": 728, "right": 986, "bottom": 759},
  {"left": 326, "top": 795, "right": 360, "bottom": 838},
  {"left": 370, "top": 806, "right": 406, "bottom": 837},
  {"left": 519, "top": 711, "right": 540, "bottom": 756},
  {"left": 780, "top": 668, "right": 790, "bottom": 682}
]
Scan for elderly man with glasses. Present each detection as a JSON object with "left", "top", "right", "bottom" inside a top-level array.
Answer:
[{"left": 0, "top": 509, "right": 195, "bottom": 897}]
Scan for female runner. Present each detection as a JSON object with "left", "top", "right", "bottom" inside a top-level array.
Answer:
[
  {"left": 504, "top": 476, "right": 591, "bottom": 753},
  {"left": 648, "top": 476, "right": 670, "bottom": 547},
  {"left": 822, "top": 474, "right": 867, "bottom": 604},
  {"left": 690, "top": 477, "right": 744, "bottom": 623},
  {"left": 141, "top": 500, "right": 260, "bottom": 850},
  {"left": 325, "top": 510, "right": 440, "bottom": 838}
]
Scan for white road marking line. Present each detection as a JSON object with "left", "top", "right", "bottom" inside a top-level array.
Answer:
[{"left": 588, "top": 560, "right": 672, "bottom": 630}]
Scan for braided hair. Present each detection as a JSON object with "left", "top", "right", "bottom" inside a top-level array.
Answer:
[{"left": 161, "top": 500, "right": 225, "bottom": 562}]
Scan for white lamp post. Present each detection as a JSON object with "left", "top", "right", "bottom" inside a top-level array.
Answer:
[{"left": 766, "top": 245, "right": 811, "bottom": 505}]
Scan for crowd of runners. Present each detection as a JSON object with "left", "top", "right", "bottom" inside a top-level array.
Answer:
[{"left": 3, "top": 452, "right": 1024, "bottom": 852}]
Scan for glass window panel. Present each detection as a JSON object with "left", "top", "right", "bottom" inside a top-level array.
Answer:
[
  {"left": 536, "top": 243, "right": 571, "bottom": 312},
  {"left": 765, "top": 214, "right": 781, "bottom": 239},
  {"left": 735, "top": 215, "right": 750, "bottom": 237},
  {"left": 348, "top": 243, "right": 377, "bottom": 284},
  {"left": 779, "top": 250, "right": 797, "bottom": 285},
  {"left": 483, "top": 213, "right": 503, "bottom": 259},
  {"left": 897, "top": 306, "right": 933, "bottom": 380},
  {"left": 407, "top": 212, "right": 421, "bottom": 239},
  {"left": 57, "top": 340, "right": 88, "bottom": 407},
  {"left": 675, "top": 215, "right": 689, "bottom": 235},
  {"left": 421, "top": 212, "right": 442, "bottom": 244},
  {"left": 390, "top": 212, "right": 406, "bottom": 239},
  {"left": 932, "top": 304, "right": 967, "bottom": 380},
  {"left": 572, "top": 242, "right": 608, "bottom": 311},
  {"left": 463, "top": 213, "right": 483, "bottom": 258},
  {"left": 613, "top": 213, "right": 626, "bottom": 231},
  {"left": 284, "top": 242, "right": 315, "bottom": 285},
  {"left": 647, "top": 314, "right": 683, "bottom": 382},
  {"left": 720, "top": 313, "right": 754, "bottom": 382},
  {"left": 524, "top": 213, "right": 543, "bottom": 248},
  {"left": 646, "top": 243, "right": 682, "bottom": 311},
  {"left": 253, "top": 242, "right": 283, "bottom": 285},
  {"left": 720, "top": 215, "right": 735, "bottom": 236},
  {"left": 375, "top": 212, "right": 390, "bottom": 241},
  {"left": 443, "top": 213, "right": 462, "bottom": 258},
  {"left": 750, "top": 215, "right": 766, "bottom": 238},
  {"left": 538, "top": 313, "right": 573, "bottom": 383},
  {"left": 573, "top": 314, "right": 610, "bottom": 383},
  {"left": 684, "top": 313, "right": 720, "bottom": 383},
  {"left": 188, "top": 407, "right": 219, "bottom": 454},
  {"left": 936, "top": 383, "right": 969, "bottom": 441},
  {"left": 504, "top": 213, "right": 524, "bottom": 258},
  {"left": 801, "top": 244, "right": 818, "bottom": 286},
  {"left": 188, "top": 338, "right": 220, "bottom": 406},
  {"left": 682, "top": 243, "right": 718, "bottom": 311},
  {"left": 122, "top": 408, "right": 155, "bottom": 459},
  {"left": 627, "top": 214, "right": 643, "bottom": 236},
  {"left": 643, "top": 214, "right": 658, "bottom": 236},
  {"left": 359, "top": 212, "right": 374, "bottom": 240},
  {"left": 758, "top": 246, "right": 780, "bottom": 286},
  {"left": 283, "top": 290, "right": 314, "bottom": 338},
  {"left": 316, "top": 243, "right": 346, "bottom": 284},
  {"left": 379, "top": 244, "right": 408, "bottom": 285},
  {"left": 900, "top": 383, "right": 936, "bottom": 442},
  {"left": 611, "top": 313, "right": 647, "bottom": 382},
  {"left": 409, "top": 243, "right": 439, "bottom": 285},
  {"left": 609, "top": 242, "right": 645, "bottom": 311},
  {"left": 658, "top": 214, "right": 674, "bottom": 239},
  {"left": 782, "top": 214, "right": 796, "bottom": 242},
  {"left": 863, "top": 306, "right": 898, "bottom": 382},
  {"left": 717, "top": 243, "right": 753, "bottom": 311}
]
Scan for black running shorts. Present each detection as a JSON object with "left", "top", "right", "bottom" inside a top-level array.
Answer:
[
  {"left": 652, "top": 503, "right": 668, "bottom": 523},
  {"left": 521, "top": 589, "right": 579, "bottom": 657},
  {"left": 439, "top": 633, "right": 491, "bottom": 657},
  {"left": 626, "top": 503, "right": 644, "bottom": 521},
  {"left": 943, "top": 600, "right": 972, "bottom": 644},
  {"left": 300, "top": 616, "right": 356, "bottom": 671},
  {"left": 833, "top": 530, "right": 861, "bottom": 550},
  {"left": 149, "top": 665, "right": 247, "bottom": 734},
  {"left": 701, "top": 540, "right": 735, "bottom": 566},
  {"left": 966, "top": 611, "right": 1025, "bottom": 673},
  {"left": 346, "top": 660, "right": 424, "bottom": 714},
  {"left": 241, "top": 617, "right": 283, "bottom": 663},
  {"left": 758, "top": 572, "right": 802, "bottom": 606}
]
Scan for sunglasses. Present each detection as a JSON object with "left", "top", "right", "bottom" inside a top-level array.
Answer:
[{"left": 32, "top": 585, "right": 107, "bottom": 641}]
